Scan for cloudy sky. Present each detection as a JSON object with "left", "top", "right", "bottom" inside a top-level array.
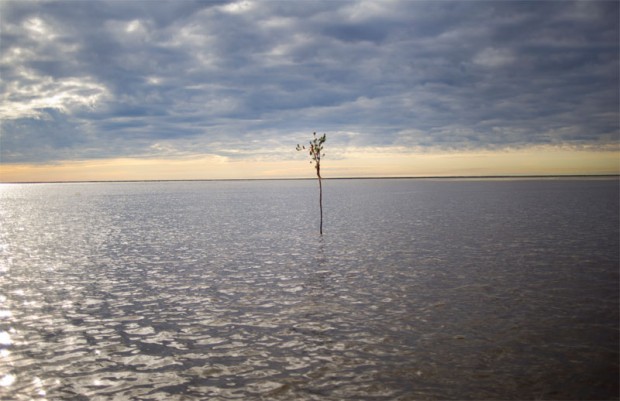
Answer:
[{"left": 1, "top": 0, "right": 618, "bottom": 181}]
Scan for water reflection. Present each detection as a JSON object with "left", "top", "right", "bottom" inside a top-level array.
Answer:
[
  {"left": 0, "top": 374, "right": 15, "bottom": 387},
  {"left": 0, "top": 331, "right": 11, "bottom": 346},
  {"left": 0, "top": 328, "right": 14, "bottom": 391},
  {"left": 0, "top": 180, "right": 618, "bottom": 400}
]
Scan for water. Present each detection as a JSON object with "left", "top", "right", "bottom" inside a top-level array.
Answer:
[{"left": 0, "top": 178, "right": 618, "bottom": 400}]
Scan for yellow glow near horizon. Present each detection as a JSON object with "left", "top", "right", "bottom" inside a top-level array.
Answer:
[{"left": 0, "top": 147, "right": 618, "bottom": 182}]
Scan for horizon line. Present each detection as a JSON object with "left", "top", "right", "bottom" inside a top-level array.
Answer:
[{"left": 1, "top": 174, "right": 618, "bottom": 185}]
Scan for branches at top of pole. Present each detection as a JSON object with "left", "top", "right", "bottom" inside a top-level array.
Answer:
[{"left": 296, "top": 132, "right": 326, "bottom": 176}]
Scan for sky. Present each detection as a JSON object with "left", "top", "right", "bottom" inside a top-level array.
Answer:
[{"left": 0, "top": 0, "right": 618, "bottom": 182}]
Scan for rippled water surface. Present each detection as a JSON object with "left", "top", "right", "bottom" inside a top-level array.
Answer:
[{"left": 0, "top": 178, "right": 618, "bottom": 400}]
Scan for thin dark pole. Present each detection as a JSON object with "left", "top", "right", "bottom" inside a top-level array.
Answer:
[{"left": 318, "top": 170, "right": 323, "bottom": 235}]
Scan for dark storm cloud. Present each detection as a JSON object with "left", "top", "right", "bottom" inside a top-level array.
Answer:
[{"left": 1, "top": 0, "right": 617, "bottom": 163}]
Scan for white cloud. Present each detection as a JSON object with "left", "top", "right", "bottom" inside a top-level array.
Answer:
[
  {"left": 218, "top": 1, "right": 254, "bottom": 14},
  {"left": 473, "top": 48, "right": 515, "bottom": 68},
  {"left": 0, "top": 73, "right": 109, "bottom": 119},
  {"left": 23, "top": 16, "right": 54, "bottom": 37}
]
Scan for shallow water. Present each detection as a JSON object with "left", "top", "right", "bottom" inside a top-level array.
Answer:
[{"left": 0, "top": 178, "right": 618, "bottom": 400}]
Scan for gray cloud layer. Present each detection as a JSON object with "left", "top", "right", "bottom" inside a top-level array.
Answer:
[{"left": 1, "top": 0, "right": 618, "bottom": 163}]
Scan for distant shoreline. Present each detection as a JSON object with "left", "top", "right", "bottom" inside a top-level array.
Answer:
[{"left": 1, "top": 174, "right": 618, "bottom": 185}]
